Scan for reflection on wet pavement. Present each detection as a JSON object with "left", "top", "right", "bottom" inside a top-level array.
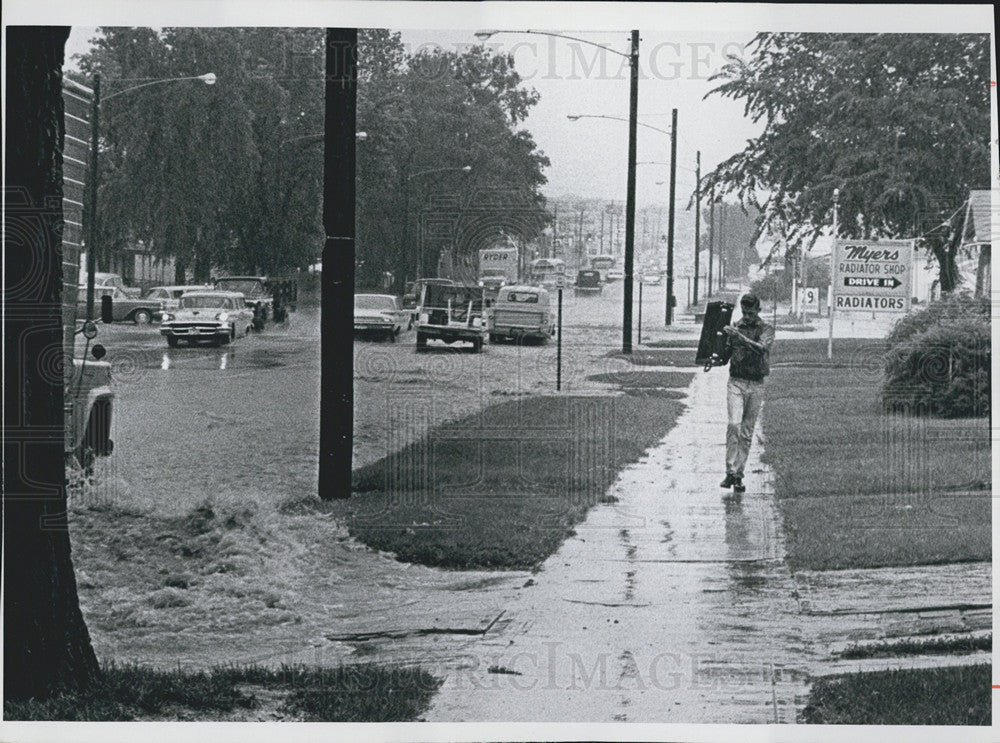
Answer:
[{"left": 426, "top": 369, "right": 809, "bottom": 723}]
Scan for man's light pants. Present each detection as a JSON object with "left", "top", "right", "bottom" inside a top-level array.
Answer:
[{"left": 726, "top": 377, "right": 765, "bottom": 478}]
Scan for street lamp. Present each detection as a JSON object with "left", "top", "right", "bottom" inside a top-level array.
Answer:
[
  {"left": 400, "top": 165, "right": 472, "bottom": 285},
  {"left": 84, "top": 71, "right": 216, "bottom": 319},
  {"left": 575, "top": 108, "right": 679, "bottom": 324},
  {"left": 479, "top": 29, "right": 639, "bottom": 354},
  {"left": 567, "top": 114, "right": 671, "bottom": 139}
]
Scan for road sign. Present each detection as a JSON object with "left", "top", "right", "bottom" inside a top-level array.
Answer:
[
  {"left": 802, "top": 286, "right": 820, "bottom": 314},
  {"left": 832, "top": 238, "right": 913, "bottom": 313}
]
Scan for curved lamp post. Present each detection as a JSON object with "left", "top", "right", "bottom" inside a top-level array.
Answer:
[
  {"left": 478, "top": 29, "right": 640, "bottom": 354},
  {"left": 84, "top": 71, "right": 216, "bottom": 319},
  {"left": 574, "top": 109, "right": 679, "bottom": 323},
  {"left": 401, "top": 165, "right": 472, "bottom": 284}
]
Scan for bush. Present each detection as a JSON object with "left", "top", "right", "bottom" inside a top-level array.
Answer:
[
  {"left": 886, "top": 291, "right": 989, "bottom": 346},
  {"left": 882, "top": 318, "right": 990, "bottom": 417}
]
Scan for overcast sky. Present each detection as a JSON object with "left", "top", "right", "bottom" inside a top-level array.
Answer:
[
  {"left": 65, "top": 24, "right": 759, "bottom": 209},
  {"left": 56, "top": 3, "right": 997, "bottom": 251}
]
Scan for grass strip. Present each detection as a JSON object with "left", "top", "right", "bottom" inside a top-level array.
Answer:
[
  {"left": 342, "top": 392, "right": 686, "bottom": 569},
  {"left": 838, "top": 634, "right": 992, "bottom": 660},
  {"left": 800, "top": 664, "right": 990, "bottom": 725},
  {"left": 761, "top": 339, "right": 990, "bottom": 570},
  {"left": 3, "top": 662, "right": 440, "bottom": 722}
]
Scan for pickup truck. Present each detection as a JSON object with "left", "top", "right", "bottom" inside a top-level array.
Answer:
[
  {"left": 415, "top": 283, "right": 487, "bottom": 352},
  {"left": 488, "top": 284, "right": 555, "bottom": 343}
]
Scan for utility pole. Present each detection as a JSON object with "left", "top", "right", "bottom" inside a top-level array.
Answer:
[
  {"left": 552, "top": 203, "right": 559, "bottom": 259},
  {"left": 622, "top": 29, "right": 639, "bottom": 353},
  {"left": 664, "top": 107, "right": 677, "bottom": 325},
  {"left": 693, "top": 150, "right": 701, "bottom": 306},
  {"left": 85, "top": 73, "right": 100, "bottom": 320},
  {"left": 719, "top": 200, "right": 726, "bottom": 290},
  {"left": 599, "top": 209, "right": 605, "bottom": 253},
  {"left": 707, "top": 184, "right": 715, "bottom": 297}
]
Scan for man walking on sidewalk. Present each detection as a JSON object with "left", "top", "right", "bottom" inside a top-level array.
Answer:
[{"left": 715, "top": 293, "right": 774, "bottom": 493}]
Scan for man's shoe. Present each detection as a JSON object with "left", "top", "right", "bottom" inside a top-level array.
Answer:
[
  {"left": 720, "top": 474, "right": 738, "bottom": 488},
  {"left": 733, "top": 478, "right": 746, "bottom": 493}
]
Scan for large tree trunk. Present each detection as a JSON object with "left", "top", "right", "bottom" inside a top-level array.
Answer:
[{"left": 4, "top": 26, "right": 103, "bottom": 701}]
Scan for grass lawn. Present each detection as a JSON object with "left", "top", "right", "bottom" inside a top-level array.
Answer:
[
  {"left": 4, "top": 662, "right": 440, "bottom": 721},
  {"left": 341, "top": 390, "right": 688, "bottom": 569},
  {"left": 800, "top": 664, "right": 991, "bottom": 725},
  {"left": 762, "top": 339, "right": 991, "bottom": 570}
]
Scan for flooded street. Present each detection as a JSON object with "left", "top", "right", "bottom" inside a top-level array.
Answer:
[{"left": 85, "top": 281, "right": 671, "bottom": 516}]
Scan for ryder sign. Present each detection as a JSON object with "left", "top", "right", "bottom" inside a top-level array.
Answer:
[{"left": 832, "top": 239, "right": 913, "bottom": 313}]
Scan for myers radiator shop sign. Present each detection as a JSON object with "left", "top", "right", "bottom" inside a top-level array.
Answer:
[{"left": 832, "top": 239, "right": 914, "bottom": 312}]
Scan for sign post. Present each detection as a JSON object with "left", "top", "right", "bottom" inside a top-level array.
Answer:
[{"left": 830, "top": 236, "right": 914, "bottom": 358}]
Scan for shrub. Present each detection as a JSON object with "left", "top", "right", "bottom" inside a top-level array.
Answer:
[
  {"left": 886, "top": 291, "right": 989, "bottom": 346},
  {"left": 882, "top": 318, "right": 990, "bottom": 417}
]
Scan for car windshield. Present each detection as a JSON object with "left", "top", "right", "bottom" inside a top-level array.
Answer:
[
  {"left": 216, "top": 280, "right": 262, "bottom": 294},
  {"left": 424, "top": 284, "right": 481, "bottom": 307},
  {"left": 503, "top": 291, "right": 539, "bottom": 303},
  {"left": 181, "top": 295, "right": 232, "bottom": 309},
  {"left": 355, "top": 295, "right": 396, "bottom": 311}
]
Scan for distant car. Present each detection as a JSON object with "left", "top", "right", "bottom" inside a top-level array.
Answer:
[
  {"left": 606, "top": 268, "right": 625, "bottom": 282},
  {"left": 214, "top": 276, "right": 273, "bottom": 329},
  {"left": 642, "top": 272, "right": 662, "bottom": 285},
  {"left": 574, "top": 269, "right": 602, "bottom": 295},
  {"left": 354, "top": 294, "right": 408, "bottom": 341},
  {"left": 144, "top": 285, "right": 213, "bottom": 320},
  {"left": 160, "top": 290, "right": 254, "bottom": 347},
  {"left": 79, "top": 271, "right": 142, "bottom": 298},
  {"left": 76, "top": 285, "right": 163, "bottom": 324}
]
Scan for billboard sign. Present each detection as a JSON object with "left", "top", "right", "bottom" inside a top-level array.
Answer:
[{"left": 832, "top": 239, "right": 914, "bottom": 313}]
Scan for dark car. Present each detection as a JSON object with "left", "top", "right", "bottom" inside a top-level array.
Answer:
[
  {"left": 214, "top": 276, "right": 272, "bottom": 329},
  {"left": 574, "top": 269, "right": 602, "bottom": 295}
]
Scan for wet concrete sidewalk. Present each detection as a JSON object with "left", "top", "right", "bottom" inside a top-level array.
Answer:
[{"left": 425, "top": 368, "right": 811, "bottom": 723}]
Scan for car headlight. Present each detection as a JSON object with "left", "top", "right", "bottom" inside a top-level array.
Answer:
[
  {"left": 217, "top": 312, "right": 229, "bottom": 322},
  {"left": 162, "top": 313, "right": 174, "bottom": 322}
]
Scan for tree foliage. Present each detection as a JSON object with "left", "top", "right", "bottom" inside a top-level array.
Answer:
[
  {"left": 74, "top": 28, "right": 550, "bottom": 286},
  {"left": 703, "top": 33, "right": 991, "bottom": 291},
  {"left": 357, "top": 31, "right": 550, "bottom": 290},
  {"left": 74, "top": 28, "right": 325, "bottom": 279}
]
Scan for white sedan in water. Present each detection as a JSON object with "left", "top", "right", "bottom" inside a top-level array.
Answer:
[
  {"left": 160, "top": 291, "right": 255, "bottom": 347},
  {"left": 354, "top": 293, "right": 408, "bottom": 341}
]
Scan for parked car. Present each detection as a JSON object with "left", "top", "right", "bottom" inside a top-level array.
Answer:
[
  {"left": 402, "top": 278, "right": 454, "bottom": 324},
  {"left": 78, "top": 271, "right": 142, "bottom": 298},
  {"left": 354, "top": 294, "right": 408, "bottom": 341},
  {"left": 76, "top": 285, "right": 163, "bottom": 324},
  {"left": 214, "top": 276, "right": 272, "bottom": 329},
  {"left": 642, "top": 272, "right": 662, "bottom": 285},
  {"left": 574, "top": 269, "right": 603, "bottom": 295},
  {"left": 160, "top": 290, "right": 254, "bottom": 347},
  {"left": 144, "top": 285, "right": 213, "bottom": 320},
  {"left": 488, "top": 285, "right": 555, "bottom": 344},
  {"left": 415, "top": 283, "right": 487, "bottom": 352},
  {"left": 606, "top": 268, "right": 625, "bottom": 282}
]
